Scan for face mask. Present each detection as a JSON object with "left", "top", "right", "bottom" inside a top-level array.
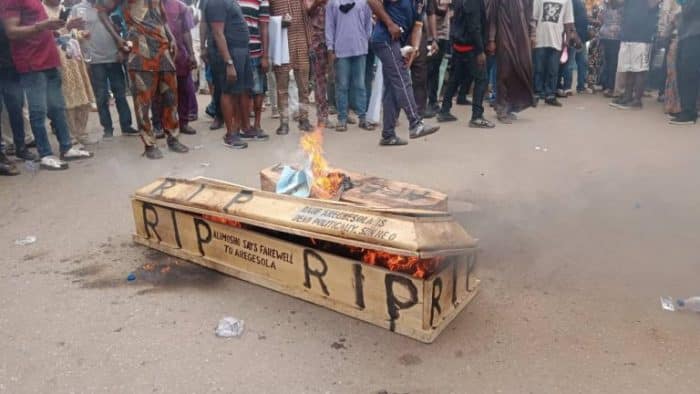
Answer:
[{"left": 339, "top": 2, "right": 356, "bottom": 13}]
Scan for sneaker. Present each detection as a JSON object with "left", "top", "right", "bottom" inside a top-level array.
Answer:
[
  {"left": 167, "top": 136, "right": 189, "bottom": 153},
  {"left": 437, "top": 112, "right": 458, "bottom": 122},
  {"left": 469, "top": 117, "right": 496, "bottom": 129},
  {"left": 0, "top": 153, "right": 19, "bottom": 176},
  {"left": 544, "top": 98, "right": 563, "bottom": 107},
  {"left": 240, "top": 128, "right": 270, "bottom": 141},
  {"left": 669, "top": 114, "right": 697, "bottom": 125},
  {"left": 346, "top": 114, "right": 357, "bottom": 125},
  {"left": 556, "top": 89, "right": 567, "bottom": 98},
  {"left": 328, "top": 106, "right": 338, "bottom": 116},
  {"left": 335, "top": 121, "right": 348, "bottom": 132},
  {"left": 210, "top": 118, "right": 224, "bottom": 130},
  {"left": 298, "top": 118, "right": 314, "bottom": 132},
  {"left": 103, "top": 131, "right": 114, "bottom": 140},
  {"left": 358, "top": 119, "right": 375, "bottom": 131},
  {"left": 276, "top": 123, "right": 290, "bottom": 135},
  {"left": 608, "top": 97, "right": 631, "bottom": 109},
  {"left": 223, "top": 133, "right": 249, "bottom": 149},
  {"left": 613, "top": 99, "right": 642, "bottom": 110},
  {"left": 78, "top": 135, "right": 102, "bottom": 146},
  {"left": 180, "top": 124, "right": 197, "bottom": 135},
  {"left": 379, "top": 136, "right": 408, "bottom": 146},
  {"left": 16, "top": 148, "right": 39, "bottom": 162},
  {"left": 318, "top": 118, "right": 336, "bottom": 129},
  {"left": 121, "top": 126, "right": 139, "bottom": 136},
  {"left": 423, "top": 107, "right": 437, "bottom": 119},
  {"left": 143, "top": 145, "right": 163, "bottom": 160},
  {"left": 666, "top": 112, "right": 681, "bottom": 120},
  {"left": 565, "top": 89, "right": 573, "bottom": 97},
  {"left": 40, "top": 155, "right": 69, "bottom": 170},
  {"left": 409, "top": 121, "right": 440, "bottom": 139},
  {"left": 205, "top": 103, "right": 217, "bottom": 118},
  {"left": 61, "top": 147, "right": 93, "bottom": 161}
]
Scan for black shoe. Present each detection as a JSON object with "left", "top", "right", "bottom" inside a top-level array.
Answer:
[
  {"left": 358, "top": 119, "right": 375, "bottom": 131},
  {"left": 209, "top": 118, "right": 224, "bottom": 130},
  {"left": 469, "top": 117, "right": 496, "bottom": 129},
  {"left": 298, "top": 118, "right": 314, "bottom": 132},
  {"left": 609, "top": 97, "right": 631, "bottom": 109},
  {"left": 121, "top": 126, "right": 139, "bottom": 136},
  {"left": 409, "top": 121, "right": 440, "bottom": 139},
  {"left": 669, "top": 114, "right": 697, "bottom": 125},
  {"left": 240, "top": 128, "right": 270, "bottom": 141},
  {"left": 223, "top": 133, "right": 249, "bottom": 149},
  {"left": 456, "top": 97, "right": 472, "bottom": 105},
  {"left": 180, "top": 124, "right": 197, "bottom": 135},
  {"left": 329, "top": 107, "right": 338, "bottom": 115},
  {"left": 144, "top": 145, "right": 164, "bottom": 160},
  {"left": 437, "top": 112, "right": 458, "bottom": 122},
  {"left": 544, "top": 98, "right": 563, "bottom": 107},
  {"left": 276, "top": 123, "right": 290, "bottom": 135},
  {"left": 154, "top": 128, "right": 165, "bottom": 139},
  {"left": 0, "top": 153, "right": 19, "bottom": 176},
  {"left": 3, "top": 143, "right": 15, "bottom": 156},
  {"left": 205, "top": 103, "right": 217, "bottom": 119},
  {"left": 26, "top": 140, "right": 37, "bottom": 149},
  {"left": 16, "top": 148, "right": 39, "bottom": 162},
  {"left": 167, "top": 136, "right": 189, "bottom": 153},
  {"left": 423, "top": 107, "right": 436, "bottom": 119},
  {"left": 379, "top": 136, "right": 408, "bottom": 146}
]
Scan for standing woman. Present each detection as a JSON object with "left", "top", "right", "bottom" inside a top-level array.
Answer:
[
  {"left": 43, "top": 0, "right": 98, "bottom": 146},
  {"left": 597, "top": 0, "right": 622, "bottom": 97}
]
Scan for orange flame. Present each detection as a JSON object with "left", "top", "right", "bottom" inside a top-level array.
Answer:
[
  {"left": 300, "top": 128, "right": 344, "bottom": 199},
  {"left": 203, "top": 214, "right": 242, "bottom": 228},
  {"left": 349, "top": 247, "right": 444, "bottom": 278}
]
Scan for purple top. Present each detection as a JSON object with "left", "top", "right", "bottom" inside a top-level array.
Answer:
[
  {"left": 163, "top": 0, "right": 195, "bottom": 75},
  {"left": 325, "top": 0, "right": 373, "bottom": 58}
]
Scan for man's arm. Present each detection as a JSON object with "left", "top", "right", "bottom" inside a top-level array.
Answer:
[
  {"left": 325, "top": 1, "right": 336, "bottom": 52},
  {"left": 487, "top": 0, "right": 497, "bottom": 54},
  {"left": 305, "top": 0, "right": 327, "bottom": 15},
  {"left": 367, "top": 0, "right": 402, "bottom": 40},
  {"left": 210, "top": 21, "right": 236, "bottom": 81},
  {"left": 97, "top": 0, "right": 128, "bottom": 50},
  {"left": 3, "top": 16, "right": 66, "bottom": 40},
  {"left": 160, "top": 0, "right": 177, "bottom": 58},
  {"left": 199, "top": 7, "right": 209, "bottom": 63}
]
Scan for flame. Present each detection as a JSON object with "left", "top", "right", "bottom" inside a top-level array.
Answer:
[
  {"left": 203, "top": 214, "right": 242, "bottom": 228},
  {"left": 349, "top": 247, "right": 443, "bottom": 278},
  {"left": 300, "top": 128, "right": 344, "bottom": 199}
]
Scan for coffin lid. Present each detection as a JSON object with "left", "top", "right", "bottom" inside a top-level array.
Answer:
[{"left": 132, "top": 177, "right": 477, "bottom": 258}]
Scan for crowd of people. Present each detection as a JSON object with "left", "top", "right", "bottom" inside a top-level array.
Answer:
[{"left": 0, "top": 0, "right": 698, "bottom": 175}]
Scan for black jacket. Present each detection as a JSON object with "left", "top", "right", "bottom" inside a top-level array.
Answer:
[{"left": 449, "top": 0, "right": 487, "bottom": 55}]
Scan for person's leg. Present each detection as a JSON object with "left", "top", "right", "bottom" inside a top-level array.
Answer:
[
  {"left": 311, "top": 45, "right": 330, "bottom": 124},
  {"left": 159, "top": 71, "right": 183, "bottom": 142},
  {"left": 372, "top": 42, "right": 399, "bottom": 139},
  {"left": 20, "top": 71, "right": 54, "bottom": 157},
  {"left": 221, "top": 93, "right": 236, "bottom": 135},
  {"left": 410, "top": 36, "right": 428, "bottom": 114},
  {"left": 237, "top": 92, "right": 251, "bottom": 134},
  {"left": 106, "top": 63, "right": 134, "bottom": 132},
  {"left": 533, "top": 48, "right": 546, "bottom": 99},
  {"left": 544, "top": 48, "right": 560, "bottom": 100},
  {"left": 427, "top": 42, "right": 445, "bottom": 107},
  {"left": 351, "top": 55, "right": 368, "bottom": 121},
  {"left": 439, "top": 52, "right": 466, "bottom": 115},
  {"left": 376, "top": 41, "right": 422, "bottom": 127},
  {"left": 177, "top": 74, "right": 191, "bottom": 132},
  {"left": 44, "top": 69, "right": 73, "bottom": 155},
  {"left": 468, "top": 52, "right": 488, "bottom": 121},
  {"left": 676, "top": 36, "right": 700, "bottom": 120},
  {"left": 129, "top": 70, "right": 159, "bottom": 147},
  {"left": 335, "top": 57, "right": 351, "bottom": 124},
  {"left": 294, "top": 63, "right": 311, "bottom": 125},
  {"left": 0, "top": 68, "right": 28, "bottom": 153},
  {"left": 88, "top": 63, "right": 114, "bottom": 134},
  {"left": 364, "top": 48, "right": 375, "bottom": 113},
  {"left": 274, "top": 65, "right": 291, "bottom": 127},
  {"left": 632, "top": 71, "right": 647, "bottom": 103},
  {"left": 576, "top": 48, "right": 588, "bottom": 92}
]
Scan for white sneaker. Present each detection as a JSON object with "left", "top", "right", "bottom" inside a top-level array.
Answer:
[
  {"left": 40, "top": 155, "right": 68, "bottom": 171},
  {"left": 61, "top": 147, "right": 93, "bottom": 161}
]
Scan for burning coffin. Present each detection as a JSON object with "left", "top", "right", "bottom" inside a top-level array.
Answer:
[{"left": 131, "top": 177, "right": 479, "bottom": 343}]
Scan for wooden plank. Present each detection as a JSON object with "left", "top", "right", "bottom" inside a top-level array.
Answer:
[
  {"left": 131, "top": 198, "right": 479, "bottom": 343},
  {"left": 133, "top": 177, "right": 478, "bottom": 258},
  {"left": 260, "top": 165, "right": 449, "bottom": 212}
]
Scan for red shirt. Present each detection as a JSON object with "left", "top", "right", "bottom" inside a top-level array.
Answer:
[{"left": 0, "top": 0, "right": 61, "bottom": 73}]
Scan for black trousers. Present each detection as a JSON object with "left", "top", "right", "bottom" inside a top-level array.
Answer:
[
  {"left": 600, "top": 39, "right": 620, "bottom": 91},
  {"left": 410, "top": 34, "right": 428, "bottom": 114},
  {"left": 427, "top": 39, "right": 449, "bottom": 106},
  {"left": 678, "top": 35, "right": 700, "bottom": 119},
  {"left": 441, "top": 50, "right": 487, "bottom": 120}
]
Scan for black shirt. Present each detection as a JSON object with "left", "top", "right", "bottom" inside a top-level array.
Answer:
[
  {"left": 620, "top": 0, "right": 659, "bottom": 43},
  {"left": 0, "top": 22, "right": 15, "bottom": 69},
  {"left": 205, "top": 0, "right": 250, "bottom": 51}
]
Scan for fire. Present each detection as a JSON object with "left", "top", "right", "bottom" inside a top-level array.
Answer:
[
  {"left": 300, "top": 128, "right": 344, "bottom": 199},
  {"left": 203, "top": 214, "right": 242, "bottom": 228},
  {"left": 350, "top": 247, "right": 444, "bottom": 279}
]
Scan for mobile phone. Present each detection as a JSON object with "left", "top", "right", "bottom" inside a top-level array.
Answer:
[{"left": 59, "top": 7, "right": 71, "bottom": 22}]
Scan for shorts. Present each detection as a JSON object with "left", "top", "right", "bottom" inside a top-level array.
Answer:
[
  {"left": 617, "top": 42, "right": 651, "bottom": 73},
  {"left": 211, "top": 47, "right": 254, "bottom": 95},
  {"left": 250, "top": 57, "right": 268, "bottom": 96}
]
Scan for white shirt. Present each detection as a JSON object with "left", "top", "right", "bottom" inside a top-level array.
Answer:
[{"left": 533, "top": 0, "right": 574, "bottom": 50}]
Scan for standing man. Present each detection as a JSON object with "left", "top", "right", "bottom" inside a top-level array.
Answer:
[
  {"left": 436, "top": 0, "right": 494, "bottom": 128},
  {"left": 486, "top": 0, "right": 536, "bottom": 123},
  {"left": 1, "top": 0, "right": 93, "bottom": 170},
  {"left": 269, "top": 0, "right": 314, "bottom": 134},
  {"left": 73, "top": 0, "right": 138, "bottom": 139},
  {"left": 425, "top": 0, "right": 451, "bottom": 118},
  {"left": 609, "top": 0, "right": 661, "bottom": 110},
  {"left": 326, "top": 0, "right": 374, "bottom": 131},
  {"left": 669, "top": 0, "right": 700, "bottom": 125},
  {"left": 96, "top": 0, "right": 190, "bottom": 159},
  {"left": 305, "top": 0, "right": 333, "bottom": 130},
  {"left": 240, "top": 0, "right": 272, "bottom": 139},
  {"left": 368, "top": 0, "right": 440, "bottom": 146},
  {"left": 163, "top": 0, "right": 198, "bottom": 135},
  {"left": 532, "top": 0, "right": 578, "bottom": 106}
]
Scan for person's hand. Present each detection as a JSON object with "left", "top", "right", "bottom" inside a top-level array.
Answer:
[
  {"left": 169, "top": 41, "right": 177, "bottom": 59},
  {"left": 530, "top": 36, "right": 537, "bottom": 49},
  {"left": 328, "top": 51, "right": 336, "bottom": 66},
  {"left": 226, "top": 64, "right": 237, "bottom": 83},
  {"left": 486, "top": 40, "right": 496, "bottom": 55},
  {"left": 189, "top": 58, "right": 198, "bottom": 70},
  {"left": 66, "top": 17, "right": 85, "bottom": 30},
  {"left": 261, "top": 56, "right": 269, "bottom": 73},
  {"left": 476, "top": 52, "right": 486, "bottom": 69},
  {"left": 406, "top": 51, "right": 416, "bottom": 68},
  {"left": 39, "top": 18, "right": 66, "bottom": 31},
  {"left": 117, "top": 38, "right": 130, "bottom": 53},
  {"left": 388, "top": 21, "right": 402, "bottom": 41}
]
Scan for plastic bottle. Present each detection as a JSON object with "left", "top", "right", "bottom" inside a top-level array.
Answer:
[{"left": 676, "top": 297, "right": 700, "bottom": 312}]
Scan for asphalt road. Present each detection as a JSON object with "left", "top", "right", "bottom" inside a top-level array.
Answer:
[{"left": 1, "top": 94, "right": 699, "bottom": 393}]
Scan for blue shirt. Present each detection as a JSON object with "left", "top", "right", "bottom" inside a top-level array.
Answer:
[{"left": 371, "top": 0, "right": 425, "bottom": 44}]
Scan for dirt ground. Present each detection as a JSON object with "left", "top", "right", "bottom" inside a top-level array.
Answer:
[{"left": 1, "top": 94, "right": 699, "bottom": 393}]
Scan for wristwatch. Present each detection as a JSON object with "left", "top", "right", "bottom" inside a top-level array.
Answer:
[{"left": 226, "top": 59, "right": 234, "bottom": 66}]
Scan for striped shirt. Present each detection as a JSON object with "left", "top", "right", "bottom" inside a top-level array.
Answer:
[{"left": 238, "top": 0, "right": 270, "bottom": 58}]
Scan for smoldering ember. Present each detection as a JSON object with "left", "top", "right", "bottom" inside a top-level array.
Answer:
[{"left": 4, "top": 1, "right": 700, "bottom": 388}]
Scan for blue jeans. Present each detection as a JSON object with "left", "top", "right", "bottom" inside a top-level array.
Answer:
[
  {"left": 487, "top": 54, "right": 497, "bottom": 102},
  {"left": 89, "top": 62, "right": 133, "bottom": 134},
  {"left": 335, "top": 55, "right": 368, "bottom": 122},
  {"left": 559, "top": 46, "right": 588, "bottom": 91},
  {"left": 0, "top": 67, "right": 28, "bottom": 153},
  {"left": 20, "top": 68, "right": 72, "bottom": 157},
  {"left": 533, "top": 47, "right": 561, "bottom": 99}
]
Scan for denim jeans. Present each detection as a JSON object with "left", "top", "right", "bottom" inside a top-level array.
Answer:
[
  {"left": 371, "top": 40, "right": 422, "bottom": 139},
  {"left": 20, "top": 68, "right": 72, "bottom": 157},
  {"left": 0, "top": 66, "right": 28, "bottom": 153},
  {"left": 533, "top": 47, "right": 561, "bottom": 99},
  {"left": 677, "top": 35, "right": 700, "bottom": 120},
  {"left": 559, "top": 46, "right": 588, "bottom": 91},
  {"left": 441, "top": 50, "right": 487, "bottom": 120},
  {"left": 335, "top": 55, "right": 368, "bottom": 122},
  {"left": 487, "top": 54, "right": 497, "bottom": 101},
  {"left": 89, "top": 62, "right": 133, "bottom": 134},
  {"left": 600, "top": 39, "right": 620, "bottom": 91}
]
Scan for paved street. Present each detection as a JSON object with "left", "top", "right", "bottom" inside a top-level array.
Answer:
[{"left": 1, "top": 94, "right": 699, "bottom": 393}]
